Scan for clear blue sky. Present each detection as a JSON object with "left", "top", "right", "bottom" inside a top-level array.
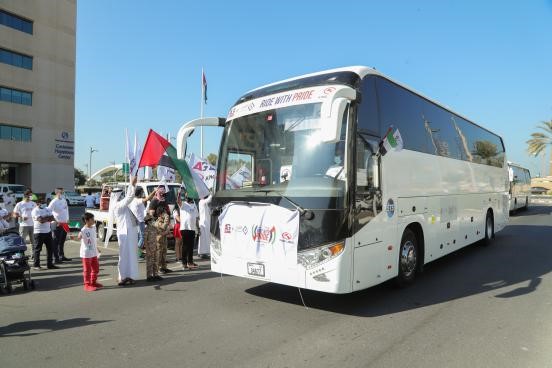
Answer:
[{"left": 75, "top": 0, "right": 552, "bottom": 177}]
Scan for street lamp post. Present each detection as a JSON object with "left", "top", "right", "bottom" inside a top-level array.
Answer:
[{"left": 89, "top": 146, "right": 98, "bottom": 180}]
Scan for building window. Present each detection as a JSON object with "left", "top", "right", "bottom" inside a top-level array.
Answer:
[
  {"left": 0, "top": 9, "right": 33, "bottom": 34},
  {"left": 0, "top": 86, "right": 32, "bottom": 106},
  {"left": 0, "top": 124, "right": 32, "bottom": 142},
  {"left": 0, "top": 48, "right": 33, "bottom": 70}
]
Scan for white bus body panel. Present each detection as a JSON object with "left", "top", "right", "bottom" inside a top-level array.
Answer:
[{"left": 352, "top": 150, "right": 509, "bottom": 291}]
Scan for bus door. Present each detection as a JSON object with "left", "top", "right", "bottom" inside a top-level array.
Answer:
[{"left": 352, "top": 135, "right": 386, "bottom": 290}]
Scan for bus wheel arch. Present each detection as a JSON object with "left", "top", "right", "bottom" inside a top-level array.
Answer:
[{"left": 396, "top": 222, "right": 425, "bottom": 287}]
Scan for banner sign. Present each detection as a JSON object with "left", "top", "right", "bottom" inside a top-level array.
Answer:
[
  {"left": 218, "top": 203, "right": 300, "bottom": 270},
  {"left": 227, "top": 85, "right": 340, "bottom": 121},
  {"left": 190, "top": 154, "right": 217, "bottom": 190}
]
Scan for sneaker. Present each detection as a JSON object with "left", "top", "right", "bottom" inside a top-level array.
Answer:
[
  {"left": 161, "top": 268, "right": 173, "bottom": 273},
  {"left": 47, "top": 265, "right": 60, "bottom": 269},
  {"left": 153, "top": 275, "right": 163, "bottom": 281},
  {"left": 61, "top": 257, "right": 72, "bottom": 261},
  {"left": 33, "top": 266, "right": 42, "bottom": 270},
  {"left": 159, "top": 268, "right": 166, "bottom": 274}
]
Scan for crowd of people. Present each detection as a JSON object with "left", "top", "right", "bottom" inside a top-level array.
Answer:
[
  {"left": 0, "top": 177, "right": 213, "bottom": 292},
  {"left": 0, "top": 188, "right": 72, "bottom": 270}
]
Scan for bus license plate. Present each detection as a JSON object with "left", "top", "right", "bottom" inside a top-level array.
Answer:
[{"left": 247, "top": 262, "right": 265, "bottom": 277}]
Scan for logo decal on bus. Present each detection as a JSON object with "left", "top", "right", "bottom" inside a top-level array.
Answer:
[
  {"left": 252, "top": 225, "right": 276, "bottom": 245},
  {"left": 386, "top": 198, "right": 395, "bottom": 218}
]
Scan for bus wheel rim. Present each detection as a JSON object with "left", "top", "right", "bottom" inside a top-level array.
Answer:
[{"left": 400, "top": 240, "right": 417, "bottom": 276}]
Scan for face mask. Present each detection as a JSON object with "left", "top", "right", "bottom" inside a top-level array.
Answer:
[{"left": 334, "top": 156, "right": 342, "bottom": 165}]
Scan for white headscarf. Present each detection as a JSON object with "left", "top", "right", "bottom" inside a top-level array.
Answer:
[{"left": 104, "top": 190, "right": 121, "bottom": 247}]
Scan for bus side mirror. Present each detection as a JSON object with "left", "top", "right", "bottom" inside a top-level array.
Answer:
[{"left": 321, "top": 98, "right": 349, "bottom": 143}]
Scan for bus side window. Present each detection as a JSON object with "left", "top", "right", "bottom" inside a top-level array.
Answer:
[{"left": 356, "top": 136, "right": 374, "bottom": 194}]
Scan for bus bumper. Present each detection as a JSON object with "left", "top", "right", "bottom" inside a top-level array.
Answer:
[{"left": 210, "top": 238, "right": 353, "bottom": 294}]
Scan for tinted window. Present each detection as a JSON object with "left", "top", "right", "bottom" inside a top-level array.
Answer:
[
  {"left": 21, "top": 91, "right": 32, "bottom": 105},
  {"left": 22, "top": 55, "right": 32, "bottom": 69},
  {"left": 0, "top": 87, "right": 11, "bottom": 102},
  {"left": 11, "top": 90, "right": 21, "bottom": 104},
  {"left": 357, "top": 76, "right": 380, "bottom": 136},
  {"left": 422, "top": 102, "right": 462, "bottom": 159},
  {"left": 0, "top": 125, "right": 11, "bottom": 139},
  {"left": 0, "top": 49, "right": 10, "bottom": 64},
  {"left": 376, "top": 77, "right": 427, "bottom": 153},
  {"left": 455, "top": 117, "right": 504, "bottom": 167},
  {"left": 21, "top": 128, "right": 31, "bottom": 141},
  {"left": 0, "top": 10, "right": 33, "bottom": 34}
]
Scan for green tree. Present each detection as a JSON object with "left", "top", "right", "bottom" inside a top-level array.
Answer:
[
  {"left": 207, "top": 153, "right": 218, "bottom": 166},
  {"left": 527, "top": 120, "right": 552, "bottom": 176},
  {"left": 74, "top": 168, "right": 87, "bottom": 186}
]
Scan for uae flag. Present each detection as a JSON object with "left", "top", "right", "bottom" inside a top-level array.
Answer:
[
  {"left": 138, "top": 129, "right": 208, "bottom": 199},
  {"left": 379, "top": 127, "right": 404, "bottom": 156}
]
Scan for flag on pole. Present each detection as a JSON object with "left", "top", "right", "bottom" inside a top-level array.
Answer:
[
  {"left": 125, "top": 129, "right": 138, "bottom": 177},
  {"left": 138, "top": 129, "right": 207, "bottom": 199},
  {"left": 202, "top": 69, "right": 208, "bottom": 105},
  {"left": 379, "top": 127, "right": 404, "bottom": 156}
]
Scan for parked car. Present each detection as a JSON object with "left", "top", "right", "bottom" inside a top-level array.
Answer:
[
  {"left": 531, "top": 186, "right": 550, "bottom": 195},
  {"left": 64, "top": 191, "right": 85, "bottom": 206},
  {"left": 0, "top": 184, "right": 26, "bottom": 201}
]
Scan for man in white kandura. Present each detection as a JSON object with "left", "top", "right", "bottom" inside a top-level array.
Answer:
[
  {"left": 106, "top": 176, "right": 139, "bottom": 286},
  {"left": 197, "top": 193, "right": 212, "bottom": 259}
]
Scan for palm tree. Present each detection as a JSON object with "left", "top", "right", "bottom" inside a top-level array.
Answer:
[{"left": 527, "top": 120, "right": 552, "bottom": 177}]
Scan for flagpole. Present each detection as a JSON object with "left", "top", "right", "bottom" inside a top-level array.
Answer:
[{"left": 200, "top": 67, "right": 204, "bottom": 159}]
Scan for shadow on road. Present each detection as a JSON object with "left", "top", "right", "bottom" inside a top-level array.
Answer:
[
  {"left": 246, "top": 220, "right": 552, "bottom": 317},
  {"left": 0, "top": 317, "right": 112, "bottom": 337}
]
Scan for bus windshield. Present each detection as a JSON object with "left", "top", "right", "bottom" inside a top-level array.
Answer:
[{"left": 218, "top": 102, "right": 348, "bottom": 209}]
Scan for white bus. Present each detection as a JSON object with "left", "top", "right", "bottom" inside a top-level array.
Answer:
[
  {"left": 507, "top": 162, "right": 531, "bottom": 212},
  {"left": 178, "top": 66, "right": 509, "bottom": 293}
]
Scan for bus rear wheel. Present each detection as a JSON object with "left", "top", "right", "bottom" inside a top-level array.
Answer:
[
  {"left": 396, "top": 228, "right": 418, "bottom": 287},
  {"left": 483, "top": 211, "right": 494, "bottom": 246}
]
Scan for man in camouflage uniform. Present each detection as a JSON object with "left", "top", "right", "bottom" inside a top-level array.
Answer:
[
  {"left": 155, "top": 206, "right": 171, "bottom": 274},
  {"left": 144, "top": 214, "right": 160, "bottom": 282}
]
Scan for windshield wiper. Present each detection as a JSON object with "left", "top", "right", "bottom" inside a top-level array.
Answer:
[
  {"left": 284, "top": 116, "right": 306, "bottom": 132},
  {"left": 254, "top": 189, "right": 315, "bottom": 220}
]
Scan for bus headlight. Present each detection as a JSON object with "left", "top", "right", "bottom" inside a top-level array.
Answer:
[
  {"left": 297, "top": 242, "right": 345, "bottom": 269},
  {"left": 211, "top": 236, "right": 222, "bottom": 256}
]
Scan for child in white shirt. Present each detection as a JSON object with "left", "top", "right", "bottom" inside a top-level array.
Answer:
[{"left": 78, "top": 213, "right": 102, "bottom": 292}]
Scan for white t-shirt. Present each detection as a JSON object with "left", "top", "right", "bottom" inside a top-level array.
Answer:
[
  {"left": 129, "top": 198, "right": 146, "bottom": 223},
  {"left": 32, "top": 206, "right": 53, "bottom": 234},
  {"left": 48, "top": 197, "right": 69, "bottom": 222},
  {"left": 80, "top": 226, "right": 98, "bottom": 258},
  {"left": 14, "top": 200, "right": 36, "bottom": 227},
  {"left": 85, "top": 195, "right": 95, "bottom": 208},
  {"left": 180, "top": 201, "right": 198, "bottom": 231}
]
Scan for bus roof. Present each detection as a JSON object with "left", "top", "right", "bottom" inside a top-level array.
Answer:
[{"left": 235, "top": 66, "right": 503, "bottom": 143}]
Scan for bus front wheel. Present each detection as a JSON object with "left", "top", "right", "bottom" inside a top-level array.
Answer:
[{"left": 396, "top": 228, "right": 418, "bottom": 287}]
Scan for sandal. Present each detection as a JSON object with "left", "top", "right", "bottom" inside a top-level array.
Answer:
[{"left": 118, "top": 278, "right": 129, "bottom": 286}]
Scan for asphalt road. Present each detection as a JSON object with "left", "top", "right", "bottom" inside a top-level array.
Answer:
[{"left": 1, "top": 205, "right": 552, "bottom": 368}]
